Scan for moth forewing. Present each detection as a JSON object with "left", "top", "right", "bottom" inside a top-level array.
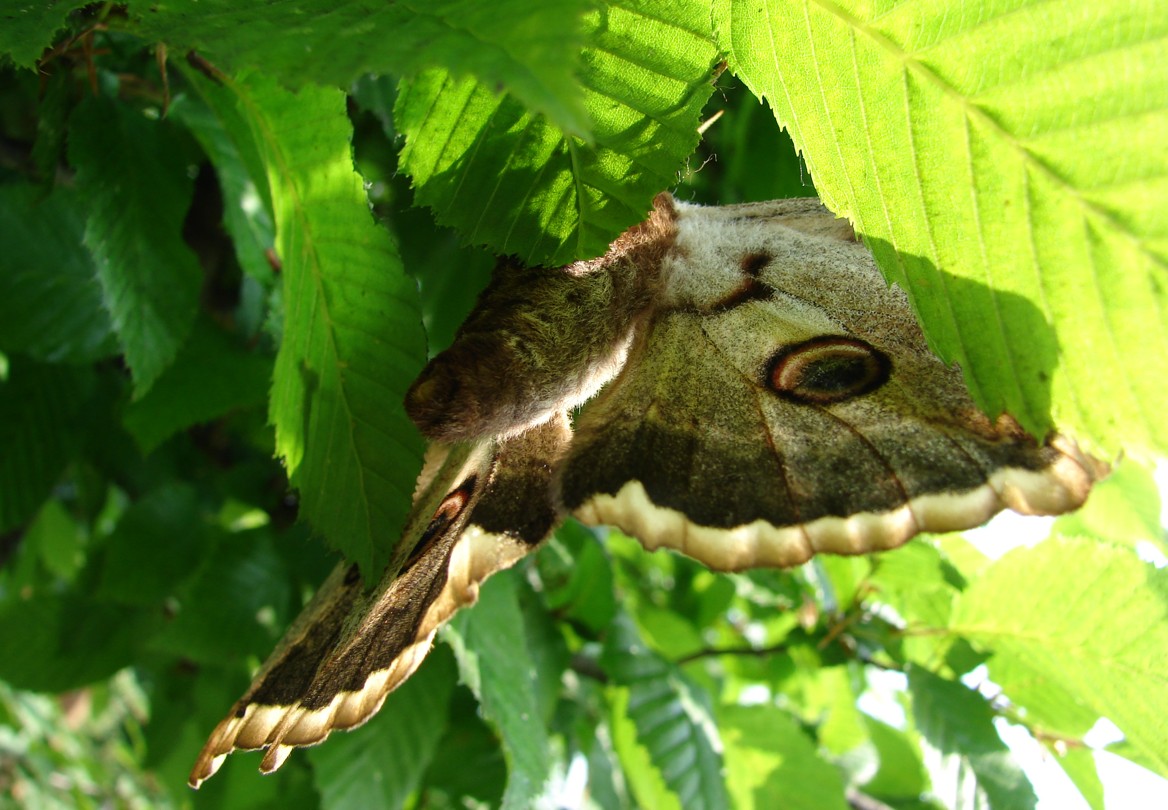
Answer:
[{"left": 190, "top": 441, "right": 497, "bottom": 787}]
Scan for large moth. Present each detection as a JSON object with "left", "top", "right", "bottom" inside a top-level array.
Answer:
[{"left": 190, "top": 194, "right": 1101, "bottom": 786}]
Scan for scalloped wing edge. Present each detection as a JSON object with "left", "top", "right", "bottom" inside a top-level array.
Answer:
[
  {"left": 188, "top": 525, "right": 533, "bottom": 786},
  {"left": 572, "top": 435, "right": 1103, "bottom": 571}
]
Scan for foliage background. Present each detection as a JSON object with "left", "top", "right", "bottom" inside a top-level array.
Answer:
[{"left": 0, "top": 1, "right": 1165, "bottom": 808}]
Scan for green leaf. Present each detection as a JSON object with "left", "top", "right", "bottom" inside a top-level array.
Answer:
[
  {"left": 720, "top": 703, "right": 850, "bottom": 810},
  {"left": 862, "top": 714, "right": 929, "bottom": 802},
  {"left": 1054, "top": 748, "right": 1106, "bottom": 810},
  {"left": 168, "top": 87, "right": 277, "bottom": 286},
  {"left": 22, "top": 499, "right": 84, "bottom": 581},
  {"left": 445, "top": 570, "right": 552, "bottom": 809},
  {"left": 396, "top": 0, "right": 720, "bottom": 265},
  {"left": 1054, "top": 459, "right": 1166, "bottom": 555},
  {"left": 951, "top": 537, "right": 1168, "bottom": 777},
  {"left": 538, "top": 521, "right": 616, "bottom": 635},
  {"left": 0, "top": 1, "right": 91, "bottom": 67},
  {"left": 152, "top": 529, "right": 291, "bottom": 665},
  {"left": 97, "top": 483, "right": 207, "bottom": 606},
  {"left": 583, "top": 716, "right": 634, "bottom": 810},
  {"left": 867, "top": 542, "right": 964, "bottom": 667},
  {"left": 0, "top": 359, "right": 90, "bottom": 532},
  {"left": 682, "top": 79, "right": 814, "bottom": 204},
  {"left": 517, "top": 579, "right": 572, "bottom": 725},
  {"left": 126, "top": 0, "right": 593, "bottom": 135},
  {"left": 31, "top": 67, "right": 71, "bottom": 184},
  {"left": 122, "top": 319, "right": 271, "bottom": 453},
  {"left": 0, "top": 184, "right": 115, "bottom": 363},
  {"left": 715, "top": 0, "right": 1168, "bottom": 454},
  {"left": 908, "top": 667, "right": 1037, "bottom": 810},
  {"left": 608, "top": 686, "right": 683, "bottom": 810},
  {"left": 69, "top": 95, "right": 203, "bottom": 395},
  {"left": 0, "top": 594, "right": 158, "bottom": 692},
  {"left": 802, "top": 666, "right": 867, "bottom": 756},
  {"left": 233, "top": 74, "right": 427, "bottom": 578},
  {"left": 417, "top": 690, "right": 508, "bottom": 805},
  {"left": 600, "top": 612, "right": 728, "bottom": 810},
  {"left": 310, "top": 646, "right": 458, "bottom": 809}
]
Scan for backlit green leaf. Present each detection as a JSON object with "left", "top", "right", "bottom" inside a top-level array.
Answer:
[
  {"left": 720, "top": 703, "right": 849, "bottom": 810},
  {"left": 862, "top": 715, "right": 929, "bottom": 802},
  {"left": 126, "top": 0, "right": 593, "bottom": 134},
  {"left": 1054, "top": 459, "right": 1166, "bottom": 555},
  {"left": 1054, "top": 748, "right": 1106, "bottom": 810},
  {"left": 716, "top": 0, "right": 1168, "bottom": 454},
  {"left": 951, "top": 537, "right": 1168, "bottom": 777},
  {"left": 608, "top": 686, "right": 683, "bottom": 810},
  {"left": 396, "top": 0, "right": 720, "bottom": 265},
  {"left": 601, "top": 612, "right": 728, "bottom": 810}
]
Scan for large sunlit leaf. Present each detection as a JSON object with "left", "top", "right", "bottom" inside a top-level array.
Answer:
[
  {"left": 126, "top": 0, "right": 592, "bottom": 135},
  {"left": 866, "top": 542, "right": 964, "bottom": 667},
  {"left": 951, "top": 537, "right": 1168, "bottom": 777},
  {"left": 69, "top": 95, "right": 203, "bottom": 395},
  {"left": 608, "top": 686, "right": 683, "bottom": 810},
  {"left": 1055, "top": 748, "right": 1106, "bottom": 810},
  {"left": 860, "top": 715, "right": 930, "bottom": 804},
  {"left": 233, "top": 74, "right": 426, "bottom": 578},
  {"left": 1054, "top": 459, "right": 1167, "bottom": 556},
  {"left": 715, "top": 0, "right": 1168, "bottom": 454},
  {"left": 396, "top": 0, "right": 720, "bottom": 265}
]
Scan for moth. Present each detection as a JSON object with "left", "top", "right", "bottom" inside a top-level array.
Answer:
[{"left": 189, "top": 194, "right": 1102, "bottom": 787}]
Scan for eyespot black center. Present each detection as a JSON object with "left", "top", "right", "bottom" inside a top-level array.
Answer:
[{"left": 768, "top": 338, "right": 890, "bottom": 404}]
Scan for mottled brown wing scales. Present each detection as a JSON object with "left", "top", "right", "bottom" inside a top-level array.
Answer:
[{"left": 561, "top": 198, "right": 1102, "bottom": 570}]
